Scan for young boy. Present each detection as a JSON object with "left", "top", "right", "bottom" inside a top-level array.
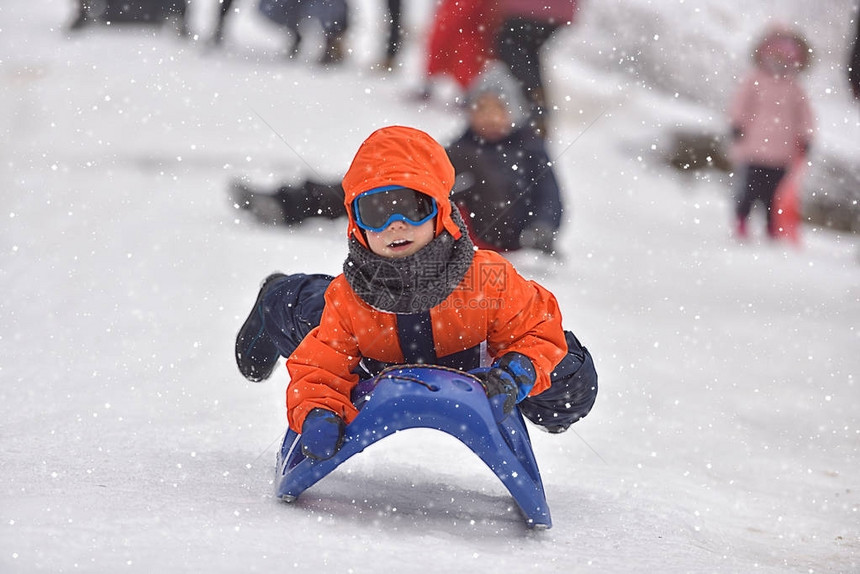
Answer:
[{"left": 235, "top": 125, "right": 596, "bottom": 460}]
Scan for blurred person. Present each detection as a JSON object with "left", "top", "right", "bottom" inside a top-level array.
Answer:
[
  {"left": 230, "top": 66, "right": 565, "bottom": 255},
  {"left": 494, "top": 0, "right": 578, "bottom": 136},
  {"left": 850, "top": 10, "right": 860, "bottom": 100},
  {"left": 255, "top": 0, "right": 349, "bottom": 64},
  {"left": 209, "top": 0, "right": 403, "bottom": 71},
  {"left": 728, "top": 25, "right": 815, "bottom": 240},
  {"left": 448, "top": 62, "right": 564, "bottom": 254},
  {"left": 224, "top": 0, "right": 397, "bottom": 68}
]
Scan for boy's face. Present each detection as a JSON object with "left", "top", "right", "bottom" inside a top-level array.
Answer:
[
  {"left": 365, "top": 218, "right": 436, "bottom": 258},
  {"left": 470, "top": 93, "right": 512, "bottom": 142}
]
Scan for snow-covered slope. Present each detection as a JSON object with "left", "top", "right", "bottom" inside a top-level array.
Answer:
[{"left": 1, "top": 1, "right": 858, "bottom": 572}]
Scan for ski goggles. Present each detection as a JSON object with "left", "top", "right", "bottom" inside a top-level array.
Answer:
[{"left": 352, "top": 186, "right": 438, "bottom": 232}]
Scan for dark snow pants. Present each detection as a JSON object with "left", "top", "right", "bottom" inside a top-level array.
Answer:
[
  {"left": 735, "top": 164, "right": 787, "bottom": 236},
  {"left": 496, "top": 17, "right": 561, "bottom": 118},
  {"left": 258, "top": 0, "right": 348, "bottom": 38},
  {"left": 385, "top": 0, "right": 402, "bottom": 60},
  {"left": 262, "top": 273, "right": 597, "bottom": 431}
]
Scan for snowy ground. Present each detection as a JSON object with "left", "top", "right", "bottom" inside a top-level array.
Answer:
[{"left": 1, "top": 1, "right": 859, "bottom": 572}]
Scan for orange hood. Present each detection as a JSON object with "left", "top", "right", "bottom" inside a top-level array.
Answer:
[{"left": 342, "top": 126, "right": 460, "bottom": 246}]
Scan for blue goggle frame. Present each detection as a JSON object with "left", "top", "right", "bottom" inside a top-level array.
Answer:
[{"left": 353, "top": 185, "right": 438, "bottom": 232}]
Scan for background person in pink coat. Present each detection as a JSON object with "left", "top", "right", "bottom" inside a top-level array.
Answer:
[{"left": 728, "top": 25, "right": 815, "bottom": 239}]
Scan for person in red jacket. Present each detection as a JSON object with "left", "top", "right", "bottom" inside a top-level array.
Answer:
[
  {"left": 234, "top": 125, "right": 597, "bottom": 460},
  {"left": 420, "top": 0, "right": 498, "bottom": 99}
]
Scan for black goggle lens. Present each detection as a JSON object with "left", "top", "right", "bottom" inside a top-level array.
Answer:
[{"left": 354, "top": 187, "right": 437, "bottom": 232}]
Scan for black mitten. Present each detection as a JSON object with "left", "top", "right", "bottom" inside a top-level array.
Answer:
[
  {"left": 469, "top": 367, "right": 518, "bottom": 420},
  {"left": 300, "top": 408, "right": 346, "bottom": 460}
]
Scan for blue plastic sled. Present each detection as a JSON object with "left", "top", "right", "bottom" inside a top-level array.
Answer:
[{"left": 275, "top": 365, "right": 552, "bottom": 529}]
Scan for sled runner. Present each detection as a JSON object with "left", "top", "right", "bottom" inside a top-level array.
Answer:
[{"left": 276, "top": 365, "right": 553, "bottom": 529}]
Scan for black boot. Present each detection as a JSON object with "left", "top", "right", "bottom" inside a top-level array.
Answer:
[
  {"left": 319, "top": 33, "right": 345, "bottom": 65},
  {"left": 230, "top": 179, "right": 344, "bottom": 225},
  {"left": 303, "top": 182, "right": 345, "bottom": 220},
  {"left": 229, "top": 180, "right": 287, "bottom": 225},
  {"left": 235, "top": 273, "right": 288, "bottom": 382},
  {"left": 273, "top": 182, "right": 344, "bottom": 223}
]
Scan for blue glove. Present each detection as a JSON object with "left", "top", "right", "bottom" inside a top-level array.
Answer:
[
  {"left": 496, "top": 352, "right": 537, "bottom": 403},
  {"left": 300, "top": 408, "right": 346, "bottom": 461},
  {"left": 470, "top": 352, "right": 537, "bottom": 420}
]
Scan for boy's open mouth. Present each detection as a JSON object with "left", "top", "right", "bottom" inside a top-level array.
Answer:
[{"left": 388, "top": 239, "right": 412, "bottom": 248}]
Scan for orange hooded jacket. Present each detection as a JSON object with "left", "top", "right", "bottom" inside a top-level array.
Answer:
[{"left": 285, "top": 126, "right": 568, "bottom": 432}]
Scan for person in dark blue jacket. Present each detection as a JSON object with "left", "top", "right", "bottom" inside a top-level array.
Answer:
[
  {"left": 229, "top": 65, "right": 565, "bottom": 254},
  {"left": 447, "top": 63, "right": 564, "bottom": 253}
]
